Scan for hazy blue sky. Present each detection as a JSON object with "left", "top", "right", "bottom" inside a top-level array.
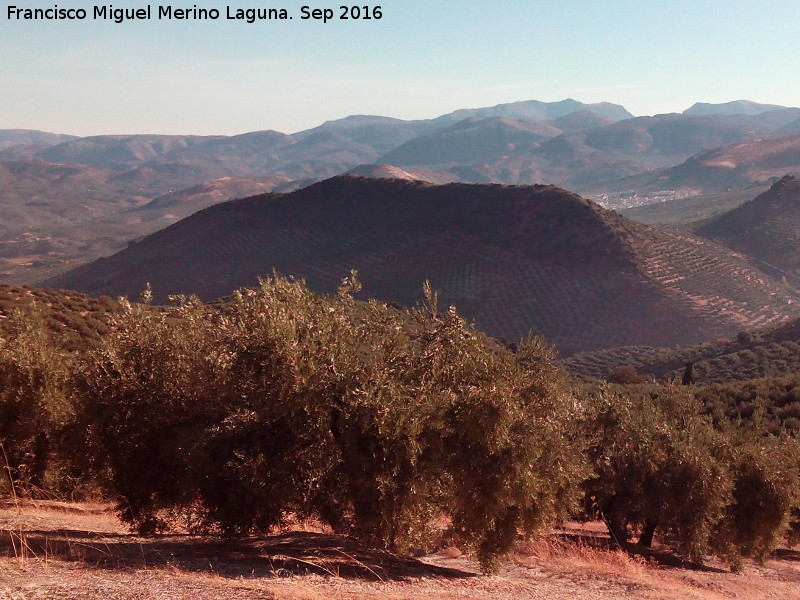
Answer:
[{"left": 2, "top": 0, "right": 799, "bottom": 135}]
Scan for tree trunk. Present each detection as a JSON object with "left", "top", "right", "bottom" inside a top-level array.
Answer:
[{"left": 639, "top": 519, "right": 657, "bottom": 547}]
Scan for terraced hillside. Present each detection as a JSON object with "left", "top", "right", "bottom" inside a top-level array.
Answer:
[
  {"left": 563, "top": 317, "right": 800, "bottom": 385},
  {"left": 697, "top": 175, "right": 800, "bottom": 276},
  {"left": 44, "top": 176, "right": 800, "bottom": 355},
  {"left": 0, "top": 284, "right": 120, "bottom": 351}
]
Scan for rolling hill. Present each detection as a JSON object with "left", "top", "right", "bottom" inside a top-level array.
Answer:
[
  {"left": 8, "top": 99, "right": 800, "bottom": 288},
  {"left": 696, "top": 175, "right": 800, "bottom": 276},
  {"left": 0, "top": 161, "right": 293, "bottom": 285},
  {"left": 0, "top": 129, "right": 77, "bottom": 151},
  {"left": 44, "top": 176, "right": 800, "bottom": 356},
  {"left": 562, "top": 316, "right": 800, "bottom": 385}
]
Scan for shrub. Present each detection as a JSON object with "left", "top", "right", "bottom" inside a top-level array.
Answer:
[
  {"left": 76, "top": 296, "right": 228, "bottom": 533},
  {"left": 607, "top": 365, "right": 648, "bottom": 384}
]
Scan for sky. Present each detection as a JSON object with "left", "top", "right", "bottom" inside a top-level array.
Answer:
[{"left": 2, "top": 0, "right": 800, "bottom": 136}]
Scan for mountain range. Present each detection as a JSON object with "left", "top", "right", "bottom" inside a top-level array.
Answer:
[
  {"left": 683, "top": 100, "right": 791, "bottom": 116},
  {"left": 5, "top": 97, "right": 800, "bottom": 356}
]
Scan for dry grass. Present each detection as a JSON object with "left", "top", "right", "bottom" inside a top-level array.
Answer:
[
  {"left": 515, "top": 526, "right": 654, "bottom": 580},
  {"left": 1, "top": 501, "right": 799, "bottom": 600},
  {"left": 510, "top": 522, "right": 800, "bottom": 600}
]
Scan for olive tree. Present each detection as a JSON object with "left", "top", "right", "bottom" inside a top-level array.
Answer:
[
  {"left": 582, "top": 385, "right": 731, "bottom": 560},
  {"left": 0, "top": 310, "right": 73, "bottom": 496},
  {"left": 79, "top": 275, "right": 586, "bottom": 571}
]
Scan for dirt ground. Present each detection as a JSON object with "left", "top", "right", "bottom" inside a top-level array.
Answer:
[{"left": 1, "top": 500, "right": 799, "bottom": 600}]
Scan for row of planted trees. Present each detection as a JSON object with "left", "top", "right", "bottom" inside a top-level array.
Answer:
[{"left": 1, "top": 274, "right": 799, "bottom": 572}]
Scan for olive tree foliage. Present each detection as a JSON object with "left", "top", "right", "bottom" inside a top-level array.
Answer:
[
  {"left": 583, "top": 384, "right": 800, "bottom": 570},
  {"left": 77, "top": 274, "right": 585, "bottom": 571},
  {"left": 0, "top": 310, "right": 73, "bottom": 495},
  {"left": 582, "top": 385, "right": 732, "bottom": 560},
  {"left": 710, "top": 431, "right": 800, "bottom": 571}
]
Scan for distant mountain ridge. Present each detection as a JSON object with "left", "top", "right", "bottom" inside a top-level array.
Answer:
[
  {"left": 684, "top": 100, "right": 791, "bottom": 116},
  {"left": 378, "top": 117, "right": 562, "bottom": 168},
  {"left": 44, "top": 176, "right": 800, "bottom": 355},
  {"left": 429, "top": 112, "right": 787, "bottom": 190},
  {"left": 36, "top": 134, "right": 222, "bottom": 171},
  {"left": 13, "top": 100, "right": 632, "bottom": 180},
  {"left": 7, "top": 97, "right": 800, "bottom": 287},
  {"left": 5, "top": 99, "right": 798, "bottom": 193},
  {"left": 608, "top": 134, "right": 800, "bottom": 194},
  {"left": 428, "top": 98, "right": 633, "bottom": 126},
  {"left": 0, "top": 129, "right": 77, "bottom": 150}
]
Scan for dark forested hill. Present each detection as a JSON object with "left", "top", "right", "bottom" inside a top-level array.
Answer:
[{"left": 45, "top": 176, "right": 800, "bottom": 355}]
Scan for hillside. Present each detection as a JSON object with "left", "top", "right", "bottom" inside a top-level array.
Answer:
[
  {"left": 774, "top": 116, "right": 800, "bottom": 135},
  {"left": 293, "top": 115, "right": 434, "bottom": 153},
  {"left": 44, "top": 176, "right": 800, "bottom": 355},
  {"left": 378, "top": 117, "right": 561, "bottom": 168},
  {"left": 0, "top": 284, "right": 120, "bottom": 351},
  {"left": 0, "top": 160, "right": 146, "bottom": 236},
  {"left": 348, "top": 164, "right": 460, "bottom": 184},
  {"left": 577, "top": 113, "right": 773, "bottom": 160},
  {"left": 549, "top": 109, "right": 616, "bottom": 132},
  {"left": 0, "top": 163, "right": 291, "bottom": 285},
  {"left": 696, "top": 175, "right": 800, "bottom": 275},
  {"left": 0, "top": 129, "right": 76, "bottom": 150},
  {"left": 563, "top": 316, "right": 800, "bottom": 385},
  {"left": 38, "top": 134, "right": 221, "bottom": 170},
  {"left": 621, "top": 184, "right": 771, "bottom": 226},
  {"left": 134, "top": 175, "right": 293, "bottom": 220},
  {"left": 608, "top": 134, "right": 800, "bottom": 194},
  {"left": 8, "top": 103, "right": 800, "bottom": 287}
]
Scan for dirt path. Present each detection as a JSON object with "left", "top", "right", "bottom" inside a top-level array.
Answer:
[{"left": 1, "top": 501, "right": 799, "bottom": 600}]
